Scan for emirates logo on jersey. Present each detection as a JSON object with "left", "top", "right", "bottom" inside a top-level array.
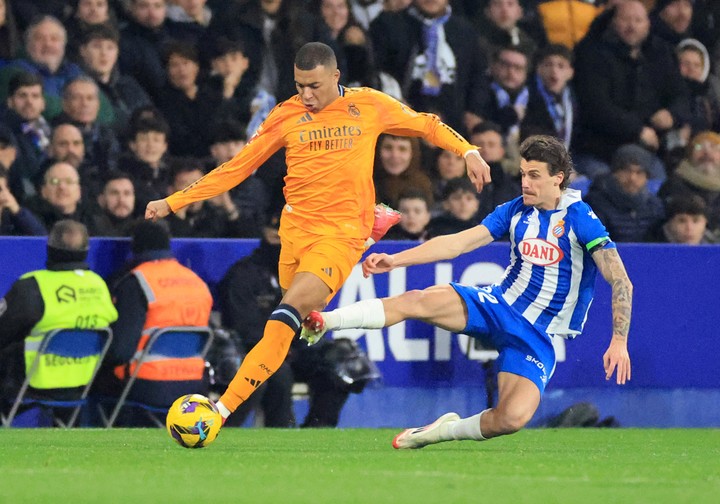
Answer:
[{"left": 519, "top": 238, "right": 564, "bottom": 266}]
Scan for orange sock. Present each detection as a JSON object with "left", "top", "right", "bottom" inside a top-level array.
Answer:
[{"left": 219, "top": 319, "right": 296, "bottom": 413}]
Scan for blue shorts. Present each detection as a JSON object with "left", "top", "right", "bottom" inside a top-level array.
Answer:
[{"left": 451, "top": 283, "right": 556, "bottom": 394}]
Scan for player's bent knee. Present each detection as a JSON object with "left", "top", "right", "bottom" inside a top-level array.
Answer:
[
  {"left": 494, "top": 408, "right": 534, "bottom": 435},
  {"left": 396, "top": 290, "right": 430, "bottom": 317}
]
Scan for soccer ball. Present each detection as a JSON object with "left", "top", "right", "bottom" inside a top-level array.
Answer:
[{"left": 166, "top": 394, "right": 222, "bottom": 448}]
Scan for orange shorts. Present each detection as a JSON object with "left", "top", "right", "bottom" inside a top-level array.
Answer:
[{"left": 278, "top": 228, "right": 365, "bottom": 301}]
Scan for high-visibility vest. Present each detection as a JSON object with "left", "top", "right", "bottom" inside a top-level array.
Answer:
[
  {"left": 114, "top": 259, "right": 212, "bottom": 381},
  {"left": 22, "top": 269, "right": 118, "bottom": 389}
]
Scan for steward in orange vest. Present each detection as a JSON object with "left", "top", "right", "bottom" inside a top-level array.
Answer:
[{"left": 98, "top": 222, "right": 213, "bottom": 407}]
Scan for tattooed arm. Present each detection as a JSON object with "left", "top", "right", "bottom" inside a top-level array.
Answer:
[{"left": 592, "top": 247, "right": 633, "bottom": 384}]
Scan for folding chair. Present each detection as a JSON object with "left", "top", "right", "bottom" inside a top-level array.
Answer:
[
  {"left": 101, "top": 326, "right": 213, "bottom": 428},
  {"left": 1, "top": 328, "right": 113, "bottom": 428}
]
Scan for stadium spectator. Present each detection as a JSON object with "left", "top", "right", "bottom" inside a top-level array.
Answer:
[
  {"left": 477, "top": 45, "right": 531, "bottom": 155},
  {"left": 658, "top": 131, "right": 720, "bottom": 234},
  {"left": 646, "top": 194, "right": 717, "bottom": 244},
  {"left": 53, "top": 76, "right": 121, "bottom": 172},
  {"left": 475, "top": 0, "right": 541, "bottom": 64},
  {"left": 145, "top": 42, "right": 490, "bottom": 426},
  {"left": 93, "top": 221, "right": 213, "bottom": 418},
  {"left": 573, "top": 0, "right": 691, "bottom": 180},
  {"left": 349, "top": 0, "right": 383, "bottom": 31},
  {"left": 24, "top": 161, "right": 92, "bottom": 231},
  {"left": 384, "top": 188, "right": 432, "bottom": 241},
  {"left": 9, "top": 0, "right": 72, "bottom": 32},
  {"left": 157, "top": 41, "right": 211, "bottom": 157},
  {"left": 203, "top": 37, "right": 276, "bottom": 139},
  {"left": 585, "top": 143, "right": 665, "bottom": 242},
  {"left": 370, "top": 0, "right": 487, "bottom": 133},
  {"left": 0, "top": 0, "right": 21, "bottom": 61},
  {"left": 0, "top": 165, "right": 46, "bottom": 236},
  {"left": 427, "top": 176, "right": 480, "bottom": 238},
  {"left": 77, "top": 23, "right": 153, "bottom": 133},
  {"left": 0, "top": 15, "right": 83, "bottom": 119},
  {"left": 0, "top": 220, "right": 117, "bottom": 420},
  {"left": 118, "top": 116, "right": 172, "bottom": 213},
  {"left": 1, "top": 72, "right": 50, "bottom": 200},
  {"left": 65, "top": 0, "right": 118, "bottom": 63},
  {"left": 219, "top": 217, "right": 376, "bottom": 427},
  {"left": 468, "top": 122, "right": 522, "bottom": 219},
  {"left": 165, "top": 0, "right": 211, "bottom": 44},
  {"left": 165, "top": 159, "right": 256, "bottom": 238},
  {"left": 374, "top": 134, "right": 434, "bottom": 210},
  {"left": 674, "top": 39, "right": 720, "bottom": 136},
  {"left": 118, "top": 0, "right": 180, "bottom": 100},
  {"left": 302, "top": 135, "right": 633, "bottom": 448},
  {"left": 521, "top": 44, "right": 576, "bottom": 151},
  {"left": 0, "top": 125, "right": 17, "bottom": 176},
  {"left": 650, "top": 0, "right": 694, "bottom": 47},
  {"left": 206, "top": 119, "right": 268, "bottom": 238},
  {"left": 44, "top": 122, "right": 103, "bottom": 200},
  {"left": 87, "top": 171, "right": 140, "bottom": 237}
]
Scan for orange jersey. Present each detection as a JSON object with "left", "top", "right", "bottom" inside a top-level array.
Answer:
[{"left": 166, "top": 86, "right": 476, "bottom": 239}]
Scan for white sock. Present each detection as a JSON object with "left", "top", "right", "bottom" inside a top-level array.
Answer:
[
  {"left": 449, "top": 410, "right": 489, "bottom": 441},
  {"left": 324, "top": 298, "right": 386, "bottom": 330},
  {"left": 215, "top": 400, "right": 231, "bottom": 419}
]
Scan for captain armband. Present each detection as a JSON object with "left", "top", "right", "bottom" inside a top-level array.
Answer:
[{"left": 586, "top": 237, "right": 613, "bottom": 255}]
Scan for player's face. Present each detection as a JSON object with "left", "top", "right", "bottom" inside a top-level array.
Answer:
[
  {"left": 520, "top": 159, "right": 563, "bottom": 210},
  {"left": 294, "top": 64, "right": 340, "bottom": 113}
]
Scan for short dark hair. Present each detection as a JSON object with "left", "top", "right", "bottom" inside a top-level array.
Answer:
[
  {"left": 162, "top": 40, "right": 199, "bottom": 66},
  {"left": 471, "top": 121, "right": 503, "bottom": 137},
  {"left": 132, "top": 220, "right": 171, "bottom": 254},
  {"left": 665, "top": 195, "right": 707, "bottom": 220},
  {"left": 8, "top": 71, "right": 43, "bottom": 96},
  {"left": 534, "top": 43, "right": 574, "bottom": 67},
  {"left": 80, "top": 22, "right": 120, "bottom": 45},
  {"left": 48, "top": 220, "right": 89, "bottom": 251},
  {"left": 130, "top": 116, "right": 170, "bottom": 139},
  {"left": 397, "top": 188, "right": 431, "bottom": 209},
  {"left": 519, "top": 135, "right": 573, "bottom": 189},
  {"left": 442, "top": 176, "right": 476, "bottom": 200},
  {"left": 295, "top": 42, "right": 337, "bottom": 70},
  {"left": 210, "top": 119, "right": 247, "bottom": 144},
  {"left": 102, "top": 170, "right": 134, "bottom": 190}
]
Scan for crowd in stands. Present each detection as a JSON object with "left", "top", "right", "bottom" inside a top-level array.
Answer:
[{"left": 1, "top": 0, "right": 719, "bottom": 245}]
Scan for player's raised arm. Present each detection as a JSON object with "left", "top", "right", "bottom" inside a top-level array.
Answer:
[
  {"left": 592, "top": 247, "right": 633, "bottom": 385},
  {"left": 362, "top": 225, "right": 494, "bottom": 277}
]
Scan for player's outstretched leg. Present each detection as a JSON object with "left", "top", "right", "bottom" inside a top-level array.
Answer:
[
  {"left": 392, "top": 410, "right": 490, "bottom": 449},
  {"left": 364, "top": 203, "right": 402, "bottom": 248},
  {"left": 392, "top": 413, "right": 461, "bottom": 449}
]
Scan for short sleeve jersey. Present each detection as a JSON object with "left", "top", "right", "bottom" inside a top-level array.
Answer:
[
  {"left": 166, "top": 86, "right": 475, "bottom": 240},
  {"left": 481, "top": 189, "right": 615, "bottom": 338}
]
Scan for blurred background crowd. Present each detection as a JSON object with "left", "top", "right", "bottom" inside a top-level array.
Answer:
[{"left": 1, "top": 0, "right": 719, "bottom": 245}]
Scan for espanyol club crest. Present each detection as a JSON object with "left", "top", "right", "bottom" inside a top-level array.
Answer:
[{"left": 552, "top": 220, "right": 565, "bottom": 238}]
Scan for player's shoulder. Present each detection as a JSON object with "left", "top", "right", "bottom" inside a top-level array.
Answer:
[{"left": 344, "top": 86, "right": 393, "bottom": 103}]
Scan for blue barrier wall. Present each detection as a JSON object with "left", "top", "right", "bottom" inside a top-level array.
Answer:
[{"left": 1, "top": 237, "right": 719, "bottom": 427}]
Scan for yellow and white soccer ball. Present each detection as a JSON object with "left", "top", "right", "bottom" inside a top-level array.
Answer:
[{"left": 166, "top": 394, "right": 222, "bottom": 448}]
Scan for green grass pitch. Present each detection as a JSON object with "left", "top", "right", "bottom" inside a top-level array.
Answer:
[{"left": 1, "top": 428, "right": 718, "bottom": 504}]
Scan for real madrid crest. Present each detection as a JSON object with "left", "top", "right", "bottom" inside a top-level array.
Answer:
[{"left": 348, "top": 103, "right": 360, "bottom": 117}]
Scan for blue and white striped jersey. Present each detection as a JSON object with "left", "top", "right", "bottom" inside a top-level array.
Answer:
[{"left": 481, "top": 189, "right": 615, "bottom": 338}]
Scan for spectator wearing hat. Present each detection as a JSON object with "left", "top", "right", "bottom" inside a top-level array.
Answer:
[
  {"left": 427, "top": 176, "right": 481, "bottom": 238},
  {"left": 646, "top": 194, "right": 717, "bottom": 244},
  {"left": 674, "top": 39, "right": 720, "bottom": 135},
  {"left": 650, "top": 0, "right": 695, "bottom": 47},
  {"left": 585, "top": 143, "right": 665, "bottom": 242},
  {"left": 93, "top": 220, "right": 213, "bottom": 413},
  {"left": 658, "top": 130, "right": 720, "bottom": 234}
]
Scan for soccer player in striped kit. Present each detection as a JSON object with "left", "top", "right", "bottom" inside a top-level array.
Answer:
[{"left": 301, "top": 135, "right": 633, "bottom": 448}]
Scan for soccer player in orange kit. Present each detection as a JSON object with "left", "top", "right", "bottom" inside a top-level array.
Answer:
[{"left": 145, "top": 42, "right": 491, "bottom": 424}]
